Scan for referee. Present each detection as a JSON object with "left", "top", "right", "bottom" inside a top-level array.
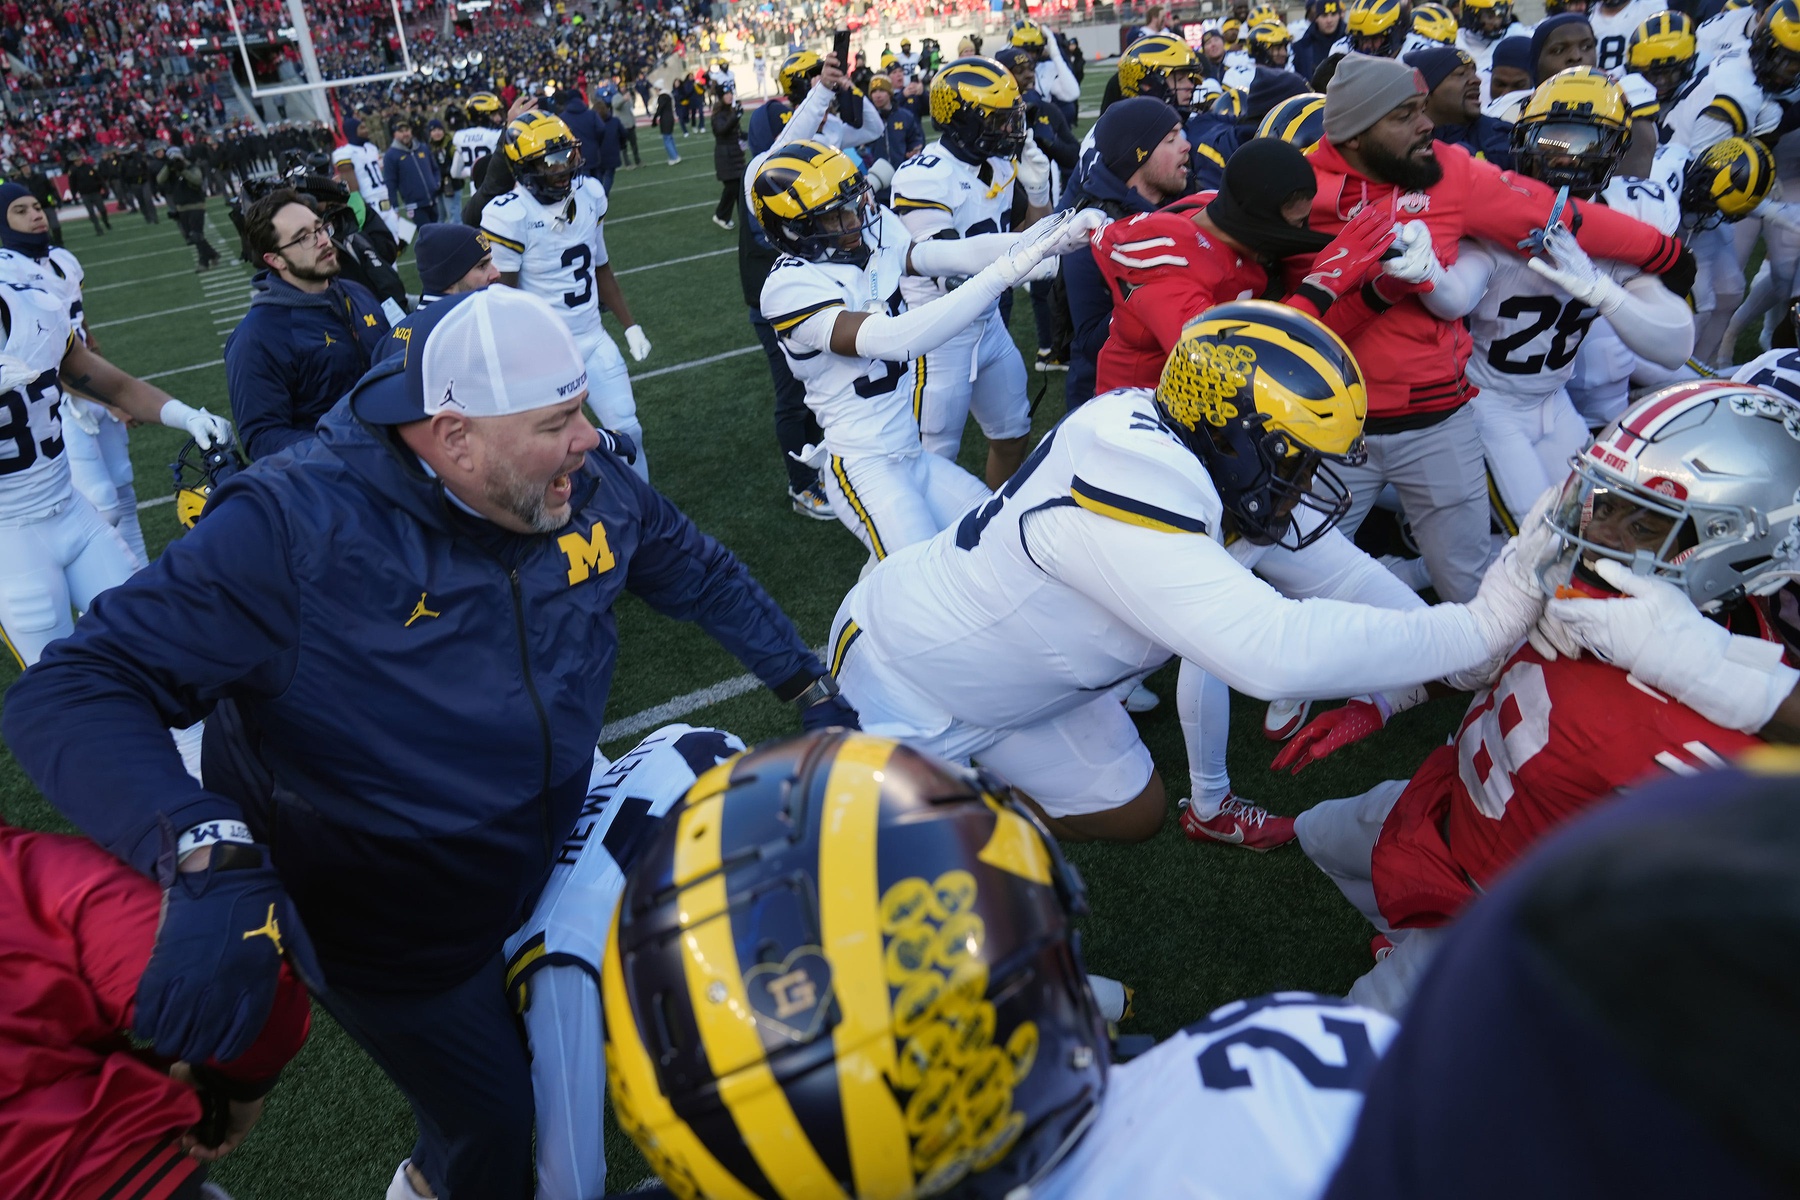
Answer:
[{"left": 3, "top": 287, "right": 855, "bottom": 1200}]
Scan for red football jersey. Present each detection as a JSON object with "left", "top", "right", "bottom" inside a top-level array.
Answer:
[
  {"left": 1371, "top": 645, "right": 1763, "bottom": 929},
  {"left": 0, "top": 826, "right": 310, "bottom": 1200}
]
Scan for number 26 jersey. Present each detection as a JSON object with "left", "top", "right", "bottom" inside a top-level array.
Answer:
[{"left": 481, "top": 177, "right": 611, "bottom": 347}]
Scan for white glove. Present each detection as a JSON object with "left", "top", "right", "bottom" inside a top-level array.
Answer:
[
  {"left": 624, "top": 325, "right": 652, "bottom": 362},
  {"left": 1525, "top": 224, "right": 1627, "bottom": 316},
  {"left": 63, "top": 393, "right": 102, "bottom": 436},
  {"left": 0, "top": 352, "right": 38, "bottom": 396},
  {"left": 989, "top": 208, "right": 1107, "bottom": 287},
  {"left": 1545, "top": 558, "right": 1799, "bottom": 732},
  {"left": 1381, "top": 220, "right": 1443, "bottom": 290},
  {"left": 1445, "top": 491, "right": 1560, "bottom": 689},
  {"left": 159, "top": 399, "right": 233, "bottom": 449},
  {"left": 1017, "top": 137, "right": 1052, "bottom": 209}
]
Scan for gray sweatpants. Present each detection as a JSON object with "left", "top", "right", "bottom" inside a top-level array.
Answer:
[
  {"left": 1335, "top": 403, "right": 1493, "bottom": 603},
  {"left": 1295, "top": 780, "right": 1450, "bottom": 1017}
]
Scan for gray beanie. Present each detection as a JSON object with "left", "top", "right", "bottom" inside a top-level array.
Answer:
[{"left": 1323, "top": 53, "right": 1427, "bottom": 144}]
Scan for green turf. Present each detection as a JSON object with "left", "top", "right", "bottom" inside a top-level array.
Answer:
[{"left": 0, "top": 91, "right": 1712, "bottom": 1197}]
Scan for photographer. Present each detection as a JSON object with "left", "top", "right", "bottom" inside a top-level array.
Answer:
[{"left": 157, "top": 147, "right": 222, "bottom": 272}]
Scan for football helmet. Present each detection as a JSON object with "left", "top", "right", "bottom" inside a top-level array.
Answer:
[
  {"left": 1412, "top": 2, "right": 1459, "bottom": 44},
  {"left": 1248, "top": 3, "right": 1283, "bottom": 24},
  {"left": 1538, "top": 382, "right": 1800, "bottom": 610},
  {"left": 1246, "top": 18, "right": 1293, "bottom": 65},
  {"left": 171, "top": 437, "right": 246, "bottom": 530},
  {"left": 1157, "top": 300, "right": 1369, "bottom": 549},
  {"left": 1750, "top": 0, "right": 1800, "bottom": 93},
  {"left": 603, "top": 730, "right": 1108, "bottom": 1200},
  {"left": 1510, "top": 68, "right": 1631, "bottom": 199},
  {"left": 779, "top": 49, "right": 825, "bottom": 104},
  {"left": 1461, "top": 0, "right": 1516, "bottom": 37},
  {"left": 930, "top": 57, "right": 1029, "bottom": 161},
  {"left": 751, "top": 140, "right": 878, "bottom": 267},
  {"left": 1682, "top": 136, "right": 1775, "bottom": 227},
  {"left": 1010, "top": 17, "right": 1050, "bottom": 57},
  {"left": 465, "top": 91, "right": 504, "bottom": 126},
  {"left": 1117, "top": 34, "right": 1203, "bottom": 106},
  {"left": 1543, "top": 0, "right": 1589, "bottom": 13},
  {"left": 1345, "top": 0, "right": 1407, "bottom": 57},
  {"left": 1211, "top": 85, "right": 1248, "bottom": 121},
  {"left": 1627, "top": 12, "right": 1698, "bottom": 105},
  {"left": 501, "top": 111, "right": 582, "bottom": 204},
  {"left": 1257, "top": 92, "right": 1327, "bottom": 149}
]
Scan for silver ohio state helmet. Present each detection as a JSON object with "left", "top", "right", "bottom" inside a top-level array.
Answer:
[{"left": 1539, "top": 381, "right": 1800, "bottom": 611}]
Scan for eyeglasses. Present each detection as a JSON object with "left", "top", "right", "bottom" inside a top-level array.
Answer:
[{"left": 275, "top": 221, "right": 331, "bottom": 253}]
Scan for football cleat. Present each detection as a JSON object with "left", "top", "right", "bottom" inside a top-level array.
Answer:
[
  {"left": 1124, "top": 682, "right": 1159, "bottom": 713},
  {"left": 788, "top": 481, "right": 836, "bottom": 520},
  {"left": 1263, "top": 698, "right": 1313, "bottom": 741},
  {"left": 1180, "top": 794, "right": 1298, "bottom": 851},
  {"left": 1371, "top": 934, "right": 1395, "bottom": 963}
]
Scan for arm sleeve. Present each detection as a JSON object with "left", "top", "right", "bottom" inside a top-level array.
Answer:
[
  {"left": 622, "top": 469, "right": 825, "bottom": 700},
  {"left": 852, "top": 268, "right": 1010, "bottom": 360},
  {"left": 522, "top": 964, "right": 608, "bottom": 1200},
  {"left": 224, "top": 332, "right": 310, "bottom": 462},
  {"left": 768, "top": 83, "right": 834, "bottom": 154},
  {"left": 1418, "top": 239, "right": 1497, "bottom": 319},
  {"left": 1603, "top": 269, "right": 1699, "bottom": 368},
  {"left": 905, "top": 230, "right": 1021, "bottom": 277},
  {"left": 1463, "top": 154, "right": 1681, "bottom": 274},
  {"left": 0, "top": 493, "right": 302, "bottom": 874},
  {"left": 1253, "top": 527, "right": 1427, "bottom": 611},
  {"left": 1024, "top": 505, "right": 1491, "bottom": 699}
]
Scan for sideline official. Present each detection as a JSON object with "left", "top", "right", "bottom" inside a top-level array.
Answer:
[{"left": 3, "top": 287, "right": 855, "bottom": 1200}]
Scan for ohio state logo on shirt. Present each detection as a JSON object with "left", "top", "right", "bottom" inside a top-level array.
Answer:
[{"left": 1396, "top": 192, "right": 1430, "bottom": 214}]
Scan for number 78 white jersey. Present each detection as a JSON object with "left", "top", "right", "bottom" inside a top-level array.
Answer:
[
  {"left": 1032, "top": 993, "right": 1398, "bottom": 1199},
  {"left": 480, "top": 177, "right": 612, "bottom": 346}
]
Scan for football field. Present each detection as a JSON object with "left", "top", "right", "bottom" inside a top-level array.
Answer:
[{"left": 0, "top": 83, "right": 1476, "bottom": 1196}]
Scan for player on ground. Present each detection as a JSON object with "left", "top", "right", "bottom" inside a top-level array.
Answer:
[
  {"left": 1431, "top": 70, "right": 1692, "bottom": 529},
  {"left": 1284, "top": 382, "right": 1797, "bottom": 1013},
  {"left": 891, "top": 57, "right": 1054, "bottom": 487},
  {"left": 827, "top": 304, "right": 1553, "bottom": 845},
  {"left": 0, "top": 192, "right": 232, "bottom": 669},
  {"left": 603, "top": 729, "right": 1401, "bottom": 1200},
  {"left": 482, "top": 112, "right": 654, "bottom": 480},
  {"left": 753, "top": 140, "right": 1101, "bottom": 560},
  {"left": 449, "top": 92, "right": 506, "bottom": 199}
]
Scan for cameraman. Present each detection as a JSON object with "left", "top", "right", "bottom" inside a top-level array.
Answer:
[{"left": 157, "top": 147, "right": 222, "bottom": 272}]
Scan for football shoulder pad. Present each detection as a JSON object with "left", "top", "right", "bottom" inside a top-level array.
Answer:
[
  {"left": 578, "top": 174, "right": 609, "bottom": 221},
  {"left": 761, "top": 256, "right": 849, "bottom": 338},
  {"left": 479, "top": 192, "right": 528, "bottom": 260},
  {"left": 1064, "top": 389, "right": 1225, "bottom": 536},
  {"left": 1601, "top": 172, "right": 1684, "bottom": 235},
  {"left": 890, "top": 149, "right": 960, "bottom": 219}
]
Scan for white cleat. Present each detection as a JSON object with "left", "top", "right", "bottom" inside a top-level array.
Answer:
[
  {"left": 1124, "top": 683, "right": 1159, "bottom": 713},
  {"left": 1263, "top": 698, "right": 1312, "bottom": 741}
]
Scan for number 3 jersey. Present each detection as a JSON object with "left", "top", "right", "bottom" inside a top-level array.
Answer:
[
  {"left": 481, "top": 176, "right": 612, "bottom": 349},
  {"left": 1033, "top": 993, "right": 1398, "bottom": 1200},
  {"left": 763, "top": 208, "right": 923, "bottom": 460},
  {"left": 0, "top": 258, "right": 76, "bottom": 522},
  {"left": 1368, "top": 643, "right": 1762, "bottom": 931}
]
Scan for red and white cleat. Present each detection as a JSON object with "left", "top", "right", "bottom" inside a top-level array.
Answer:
[
  {"left": 1263, "top": 698, "right": 1313, "bottom": 741},
  {"left": 1179, "top": 794, "right": 1297, "bottom": 851},
  {"left": 1370, "top": 934, "right": 1395, "bottom": 963}
]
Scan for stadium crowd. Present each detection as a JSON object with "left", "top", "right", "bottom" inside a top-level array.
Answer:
[{"left": 9, "top": 0, "right": 1800, "bottom": 1198}]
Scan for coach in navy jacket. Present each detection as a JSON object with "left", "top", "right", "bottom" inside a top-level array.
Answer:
[{"left": 3, "top": 288, "right": 849, "bottom": 1200}]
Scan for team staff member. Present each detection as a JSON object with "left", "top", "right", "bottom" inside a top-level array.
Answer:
[
  {"left": 1305, "top": 55, "right": 1688, "bottom": 602},
  {"left": 383, "top": 117, "right": 444, "bottom": 226},
  {"left": 2, "top": 286, "right": 856, "bottom": 1200},
  {"left": 1407, "top": 46, "right": 1512, "bottom": 166},
  {"left": 374, "top": 223, "right": 501, "bottom": 360},
  {"left": 225, "top": 188, "right": 390, "bottom": 460},
  {"left": 0, "top": 824, "right": 312, "bottom": 1200}
]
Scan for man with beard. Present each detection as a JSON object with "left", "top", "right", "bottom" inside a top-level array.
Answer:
[
  {"left": 1302, "top": 55, "right": 1689, "bottom": 605},
  {"left": 1407, "top": 46, "right": 1512, "bottom": 168},
  {"left": 225, "top": 188, "right": 391, "bottom": 460},
  {"left": 2, "top": 285, "right": 855, "bottom": 1200}
]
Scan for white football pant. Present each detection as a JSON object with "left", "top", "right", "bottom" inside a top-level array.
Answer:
[
  {"left": 820, "top": 449, "right": 990, "bottom": 560},
  {"left": 915, "top": 308, "right": 1031, "bottom": 461},
  {"left": 64, "top": 404, "right": 148, "bottom": 564},
  {"left": 580, "top": 329, "right": 647, "bottom": 482},
  {"left": 0, "top": 493, "right": 141, "bottom": 668},
  {"left": 1469, "top": 386, "right": 1589, "bottom": 531}
]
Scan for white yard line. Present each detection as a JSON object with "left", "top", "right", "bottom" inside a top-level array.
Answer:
[
  {"left": 631, "top": 345, "right": 758, "bottom": 380},
  {"left": 608, "top": 200, "right": 715, "bottom": 224},
  {"left": 615, "top": 248, "right": 733, "bottom": 275},
  {"left": 140, "top": 358, "right": 224, "bottom": 381},
  {"left": 600, "top": 645, "right": 828, "bottom": 745},
  {"left": 90, "top": 299, "right": 223, "bottom": 329}
]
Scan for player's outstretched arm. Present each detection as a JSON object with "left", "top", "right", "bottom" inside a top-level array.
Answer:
[{"left": 59, "top": 338, "right": 233, "bottom": 447}]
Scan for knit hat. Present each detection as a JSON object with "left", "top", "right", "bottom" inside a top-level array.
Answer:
[
  {"left": 1529, "top": 13, "right": 1593, "bottom": 82},
  {"left": 1403, "top": 45, "right": 1475, "bottom": 94},
  {"left": 1323, "top": 52, "right": 1427, "bottom": 143},
  {"left": 1491, "top": 35, "right": 1534, "bottom": 77},
  {"left": 415, "top": 223, "right": 492, "bottom": 297},
  {"left": 1093, "top": 96, "right": 1183, "bottom": 186}
]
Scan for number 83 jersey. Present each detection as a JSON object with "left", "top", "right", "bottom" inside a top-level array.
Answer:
[
  {"left": 481, "top": 177, "right": 611, "bottom": 347},
  {"left": 0, "top": 273, "right": 76, "bottom": 522}
]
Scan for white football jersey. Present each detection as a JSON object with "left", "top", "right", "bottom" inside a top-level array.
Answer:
[
  {"left": 1033, "top": 993, "right": 1398, "bottom": 1200},
  {"left": 1457, "top": 23, "right": 1533, "bottom": 73},
  {"left": 892, "top": 141, "right": 1018, "bottom": 310},
  {"left": 0, "top": 259, "right": 75, "bottom": 521},
  {"left": 1664, "top": 49, "right": 1780, "bottom": 151},
  {"left": 1731, "top": 347, "right": 1800, "bottom": 399},
  {"left": 344, "top": 139, "right": 389, "bottom": 202},
  {"left": 1590, "top": 0, "right": 1668, "bottom": 74},
  {"left": 481, "top": 176, "right": 613, "bottom": 347},
  {"left": 450, "top": 126, "right": 502, "bottom": 181},
  {"left": 762, "top": 208, "right": 924, "bottom": 459},
  {"left": 1696, "top": 4, "right": 1755, "bottom": 68}
]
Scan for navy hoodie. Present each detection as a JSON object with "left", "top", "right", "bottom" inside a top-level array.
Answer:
[{"left": 1060, "top": 153, "right": 1164, "bottom": 409}]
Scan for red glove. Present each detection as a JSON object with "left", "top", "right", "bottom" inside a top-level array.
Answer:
[
  {"left": 1293, "top": 206, "right": 1398, "bottom": 312},
  {"left": 1270, "top": 698, "right": 1388, "bottom": 775}
]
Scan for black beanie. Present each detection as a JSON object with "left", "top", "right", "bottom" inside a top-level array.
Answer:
[
  {"left": 1205, "top": 137, "right": 1334, "bottom": 261},
  {"left": 1094, "top": 97, "right": 1183, "bottom": 186}
]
